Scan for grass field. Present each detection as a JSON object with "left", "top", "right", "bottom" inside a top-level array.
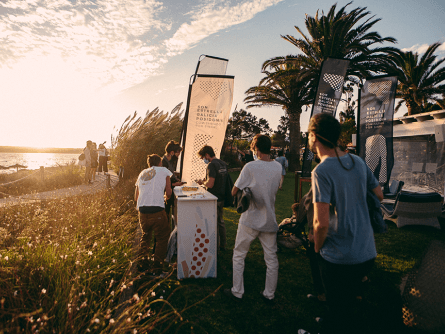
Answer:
[{"left": 0, "top": 171, "right": 444, "bottom": 333}]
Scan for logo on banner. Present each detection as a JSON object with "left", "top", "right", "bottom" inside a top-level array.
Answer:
[
  {"left": 190, "top": 134, "right": 220, "bottom": 182},
  {"left": 368, "top": 81, "right": 392, "bottom": 104},
  {"left": 200, "top": 81, "right": 230, "bottom": 100},
  {"left": 365, "top": 134, "right": 388, "bottom": 184},
  {"left": 323, "top": 73, "right": 345, "bottom": 92}
]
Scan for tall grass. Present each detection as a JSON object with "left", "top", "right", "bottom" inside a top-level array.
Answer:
[
  {"left": 111, "top": 104, "right": 184, "bottom": 180},
  {"left": 0, "top": 182, "right": 204, "bottom": 333},
  {"left": 0, "top": 163, "right": 83, "bottom": 199}
]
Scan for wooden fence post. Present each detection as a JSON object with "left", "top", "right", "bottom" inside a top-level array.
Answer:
[{"left": 40, "top": 166, "right": 44, "bottom": 182}]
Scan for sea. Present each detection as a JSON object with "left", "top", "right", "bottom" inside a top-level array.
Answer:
[{"left": 0, "top": 152, "right": 80, "bottom": 174}]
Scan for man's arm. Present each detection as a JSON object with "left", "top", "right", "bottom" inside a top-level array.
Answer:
[
  {"left": 372, "top": 185, "right": 383, "bottom": 202},
  {"left": 165, "top": 176, "right": 172, "bottom": 199},
  {"left": 204, "top": 177, "right": 215, "bottom": 189},
  {"left": 313, "top": 202, "right": 330, "bottom": 253},
  {"left": 231, "top": 185, "right": 239, "bottom": 197},
  {"left": 134, "top": 186, "right": 139, "bottom": 202}
]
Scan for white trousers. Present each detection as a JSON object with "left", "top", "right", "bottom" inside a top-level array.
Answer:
[{"left": 231, "top": 223, "right": 279, "bottom": 300}]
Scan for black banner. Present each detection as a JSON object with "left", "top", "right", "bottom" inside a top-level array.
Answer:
[
  {"left": 301, "top": 58, "right": 350, "bottom": 176},
  {"left": 359, "top": 76, "right": 398, "bottom": 186}
]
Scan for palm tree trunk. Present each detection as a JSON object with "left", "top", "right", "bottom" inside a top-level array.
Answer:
[{"left": 287, "top": 110, "right": 301, "bottom": 172}]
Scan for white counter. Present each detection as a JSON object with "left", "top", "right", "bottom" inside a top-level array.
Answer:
[{"left": 174, "top": 186, "right": 217, "bottom": 279}]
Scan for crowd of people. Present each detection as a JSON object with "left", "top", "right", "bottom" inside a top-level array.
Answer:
[
  {"left": 122, "top": 113, "right": 382, "bottom": 334},
  {"left": 79, "top": 140, "right": 109, "bottom": 184}
]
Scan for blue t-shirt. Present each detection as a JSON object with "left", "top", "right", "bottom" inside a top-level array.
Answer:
[{"left": 312, "top": 154, "right": 379, "bottom": 265}]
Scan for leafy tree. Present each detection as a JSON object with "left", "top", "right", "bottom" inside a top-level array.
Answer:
[
  {"left": 385, "top": 42, "right": 445, "bottom": 115},
  {"left": 225, "top": 109, "right": 271, "bottom": 148}
]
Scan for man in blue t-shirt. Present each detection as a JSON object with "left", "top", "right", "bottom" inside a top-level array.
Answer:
[{"left": 298, "top": 113, "right": 383, "bottom": 334}]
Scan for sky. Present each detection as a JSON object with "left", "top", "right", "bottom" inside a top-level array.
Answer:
[{"left": 0, "top": 0, "right": 444, "bottom": 148}]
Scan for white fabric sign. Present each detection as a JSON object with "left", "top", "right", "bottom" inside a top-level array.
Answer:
[{"left": 181, "top": 75, "right": 234, "bottom": 184}]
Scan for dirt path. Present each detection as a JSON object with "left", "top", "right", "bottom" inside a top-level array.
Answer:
[{"left": 0, "top": 171, "right": 119, "bottom": 207}]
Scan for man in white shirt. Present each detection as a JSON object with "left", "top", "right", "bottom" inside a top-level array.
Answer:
[
  {"left": 225, "top": 134, "right": 282, "bottom": 302},
  {"left": 135, "top": 154, "right": 172, "bottom": 276}
]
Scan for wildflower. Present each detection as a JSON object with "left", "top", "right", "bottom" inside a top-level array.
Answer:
[
  {"left": 94, "top": 318, "right": 100, "bottom": 324},
  {"left": 14, "top": 291, "right": 18, "bottom": 297},
  {"left": 133, "top": 329, "right": 137, "bottom": 334},
  {"left": 4, "top": 256, "right": 8, "bottom": 261},
  {"left": 88, "top": 251, "right": 92, "bottom": 256},
  {"left": 109, "top": 319, "right": 115, "bottom": 324},
  {"left": 132, "top": 294, "right": 140, "bottom": 302},
  {"left": 112, "top": 258, "right": 116, "bottom": 263},
  {"left": 151, "top": 291, "right": 155, "bottom": 297},
  {"left": 110, "top": 291, "right": 115, "bottom": 296},
  {"left": 41, "top": 289, "right": 47, "bottom": 294}
]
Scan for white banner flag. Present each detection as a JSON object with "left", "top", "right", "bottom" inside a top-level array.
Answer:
[{"left": 181, "top": 74, "right": 234, "bottom": 184}]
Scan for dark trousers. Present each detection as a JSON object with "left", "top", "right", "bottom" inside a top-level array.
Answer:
[
  {"left": 139, "top": 211, "right": 170, "bottom": 273},
  {"left": 307, "top": 243, "right": 324, "bottom": 295},
  {"left": 318, "top": 254, "right": 375, "bottom": 334},
  {"left": 217, "top": 201, "right": 226, "bottom": 249},
  {"left": 98, "top": 156, "right": 108, "bottom": 172}
]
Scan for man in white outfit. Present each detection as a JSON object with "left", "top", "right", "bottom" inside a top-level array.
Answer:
[{"left": 225, "top": 134, "right": 282, "bottom": 302}]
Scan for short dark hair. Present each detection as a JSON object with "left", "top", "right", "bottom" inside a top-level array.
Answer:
[
  {"left": 165, "top": 140, "right": 182, "bottom": 154},
  {"left": 278, "top": 150, "right": 284, "bottom": 157},
  {"left": 308, "top": 113, "right": 341, "bottom": 149},
  {"left": 197, "top": 145, "right": 215, "bottom": 158},
  {"left": 147, "top": 154, "right": 161, "bottom": 167},
  {"left": 250, "top": 134, "right": 271, "bottom": 154}
]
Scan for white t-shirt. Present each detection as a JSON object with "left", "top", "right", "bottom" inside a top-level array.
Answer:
[
  {"left": 234, "top": 159, "right": 282, "bottom": 232},
  {"left": 135, "top": 166, "right": 172, "bottom": 209}
]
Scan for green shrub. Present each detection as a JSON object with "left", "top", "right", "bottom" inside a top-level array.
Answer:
[{"left": 111, "top": 104, "right": 184, "bottom": 180}]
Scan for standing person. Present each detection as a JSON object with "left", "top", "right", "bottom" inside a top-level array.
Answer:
[
  {"left": 162, "top": 140, "right": 184, "bottom": 225},
  {"left": 196, "top": 145, "right": 229, "bottom": 251},
  {"left": 224, "top": 134, "right": 282, "bottom": 302},
  {"left": 83, "top": 140, "right": 92, "bottom": 184},
  {"left": 98, "top": 143, "right": 108, "bottom": 174},
  {"left": 134, "top": 154, "right": 172, "bottom": 277},
  {"left": 298, "top": 113, "right": 383, "bottom": 334},
  {"left": 275, "top": 150, "right": 288, "bottom": 190},
  {"left": 89, "top": 142, "right": 98, "bottom": 182}
]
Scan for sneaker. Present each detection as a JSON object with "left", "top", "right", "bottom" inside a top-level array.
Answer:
[
  {"left": 223, "top": 288, "right": 242, "bottom": 301},
  {"left": 298, "top": 330, "right": 316, "bottom": 334},
  {"left": 260, "top": 292, "right": 275, "bottom": 305}
]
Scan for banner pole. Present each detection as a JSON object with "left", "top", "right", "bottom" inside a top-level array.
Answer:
[
  {"left": 179, "top": 76, "right": 195, "bottom": 179},
  {"left": 356, "top": 84, "right": 362, "bottom": 156}
]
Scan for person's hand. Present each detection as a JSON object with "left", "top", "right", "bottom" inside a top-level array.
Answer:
[
  {"left": 164, "top": 194, "right": 170, "bottom": 202},
  {"left": 308, "top": 232, "right": 314, "bottom": 243},
  {"left": 196, "top": 179, "right": 203, "bottom": 185}
]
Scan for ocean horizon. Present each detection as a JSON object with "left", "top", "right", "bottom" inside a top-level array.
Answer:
[{"left": 0, "top": 152, "right": 81, "bottom": 174}]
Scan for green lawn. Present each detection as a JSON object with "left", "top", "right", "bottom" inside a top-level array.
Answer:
[{"left": 166, "top": 171, "right": 445, "bottom": 334}]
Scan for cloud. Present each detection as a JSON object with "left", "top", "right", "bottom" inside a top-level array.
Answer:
[
  {"left": 401, "top": 43, "right": 430, "bottom": 54},
  {"left": 0, "top": 0, "right": 168, "bottom": 92},
  {"left": 164, "top": 0, "right": 283, "bottom": 56},
  {"left": 0, "top": 0, "right": 282, "bottom": 94}
]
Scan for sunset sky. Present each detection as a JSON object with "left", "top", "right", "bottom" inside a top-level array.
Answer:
[{"left": 0, "top": 0, "right": 444, "bottom": 148}]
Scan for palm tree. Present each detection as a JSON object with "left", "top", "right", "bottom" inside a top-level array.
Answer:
[
  {"left": 244, "top": 58, "right": 313, "bottom": 172},
  {"left": 385, "top": 43, "right": 445, "bottom": 115},
  {"left": 281, "top": 2, "right": 397, "bottom": 84},
  {"left": 247, "top": 2, "right": 396, "bottom": 171}
]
